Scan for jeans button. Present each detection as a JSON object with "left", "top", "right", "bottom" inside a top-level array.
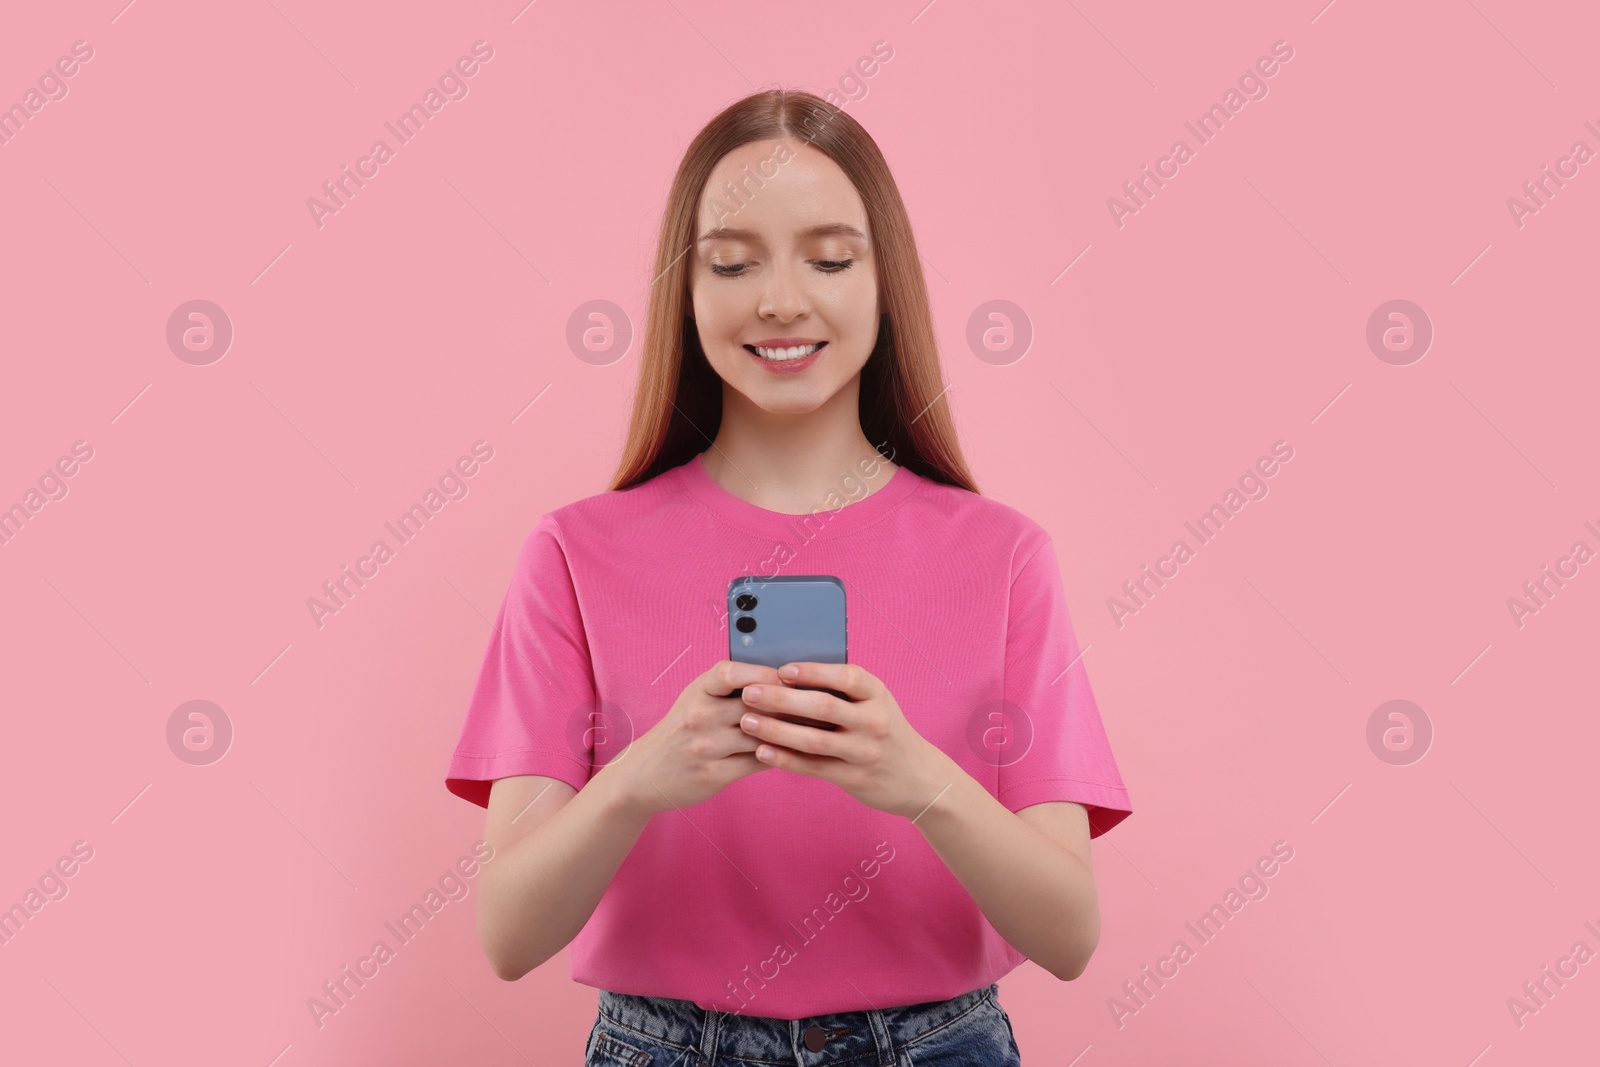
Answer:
[{"left": 803, "top": 1024, "right": 827, "bottom": 1052}]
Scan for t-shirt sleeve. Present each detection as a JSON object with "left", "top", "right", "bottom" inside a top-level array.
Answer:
[
  {"left": 444, "top": 513, "right": 596, "bottom": 808},
  {"left": 996, "top": 532, "right": 1133, "bottom": 837}
]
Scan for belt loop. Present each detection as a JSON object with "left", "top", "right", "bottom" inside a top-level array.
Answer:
[
  {"left": 697, "top": 1005, "right": 720, "bottom": 1067},
  {"left": 866, "top": 1007, "right": 895, "bottom": 1067}
]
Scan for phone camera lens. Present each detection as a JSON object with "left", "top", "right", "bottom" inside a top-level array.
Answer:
[
  {"left": 735, "top": 593, "right": 758, "bottom": 611},
  {"left": 735, "top": 615, "right": 757, "bottom": 634}
]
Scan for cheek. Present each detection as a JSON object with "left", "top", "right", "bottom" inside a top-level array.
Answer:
[
  {"left": 819, "top": 292, "right": 879, "bottom": 355},
  {"left": 819, "top": 274, "right": 877, "bottom": 323},
  {"left": 687, "top": 294, "right": 734, "bottom": 353},
  {"left": 691, "top": 281, "right": 745, "bottom": 331}
]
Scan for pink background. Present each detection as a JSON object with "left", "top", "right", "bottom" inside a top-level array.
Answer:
[{"left": 2, "top": 1, "right": 1596, "bottom": 1063}]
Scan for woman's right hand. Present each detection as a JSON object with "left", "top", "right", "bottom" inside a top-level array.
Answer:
[{"left": 602, "top": 660, "right": 785, "bottom": 820}]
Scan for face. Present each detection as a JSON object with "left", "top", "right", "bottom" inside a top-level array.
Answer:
[{"left": 687, "top": 138, "right": 879, "bottom": 415}]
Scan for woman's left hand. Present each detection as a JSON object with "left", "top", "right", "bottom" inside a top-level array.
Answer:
[{"left": 737, "top": 662, "right": 961, "bottom": 820}]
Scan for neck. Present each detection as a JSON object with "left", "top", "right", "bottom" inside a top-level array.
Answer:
[{"left": 700, "top": 377, "right": 897, "bottom": 513}]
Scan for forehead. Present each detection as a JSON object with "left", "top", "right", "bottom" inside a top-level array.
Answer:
[{"left": 697, "top": 139, "right": 868, "bottom": 240}]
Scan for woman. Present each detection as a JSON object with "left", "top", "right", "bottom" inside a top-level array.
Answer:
[{"left": 446, "top": 88, "right": 1133, "bottom": 1065}]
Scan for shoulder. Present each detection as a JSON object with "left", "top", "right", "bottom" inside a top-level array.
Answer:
[
  {"left": 900, "top": 473, "right": 1053, "bottom": 573},
  {"left": 528, "top": 463, "right": 692, "bottom": 554}
]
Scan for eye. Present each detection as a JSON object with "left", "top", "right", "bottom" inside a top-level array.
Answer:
[{"left": 707, "top": 259, "right": 856, "bottom": 278}]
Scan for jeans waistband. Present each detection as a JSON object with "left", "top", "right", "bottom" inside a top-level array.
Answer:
[{"left": 595, "top": 982, "right": 997, "bottom": 1063}]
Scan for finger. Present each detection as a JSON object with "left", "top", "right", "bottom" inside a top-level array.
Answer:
[
  {"left": 741, "top": 680, "right": 855, "bottom": 731},
  {"left": 739, "top": 706, "right": 852, "bottom": 760},
  {"left": 714, "top": 737, "right": 773, "bottom": 765},
  {"left": 775, "top": 661, "right": 875, "bottom": 703},
  {"left": 751, "top": 740, "right": 842, "bottom": 782},
  {"left": 704, "top": 659, "right": 784, "bottom": 698},
  {"left": 706, "top": 751, "right": 773, "bottom": 784},
  {"left": 724, "top": 751, "right": 778, "bottom": 779}
]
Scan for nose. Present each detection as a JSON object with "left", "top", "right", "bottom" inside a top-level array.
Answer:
[{"left": 757, "top": 260, "right": 809, "bottom": 321}]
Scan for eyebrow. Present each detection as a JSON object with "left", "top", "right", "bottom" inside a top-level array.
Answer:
[{"left": 696, "top": 223, "right": 867, "bottom": 244}]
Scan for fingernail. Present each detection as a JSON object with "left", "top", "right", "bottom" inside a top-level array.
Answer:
[
  {"left": 781, "top": 665, "right": 799, "bottom": 679},
  {"left": 742, "top": 714, "right": 760, "bottom": 731},
  {"left": 745, "top": 686, "right": 762, "bottom": 701}
]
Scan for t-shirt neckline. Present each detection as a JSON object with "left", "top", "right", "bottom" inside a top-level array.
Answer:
[{"left": 680, "top": 451, "right": 922, "bottom": 540}]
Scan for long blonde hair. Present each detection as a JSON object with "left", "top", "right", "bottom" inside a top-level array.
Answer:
[{"left": 607, "top": 89, "right": 978, "bottom": 494}]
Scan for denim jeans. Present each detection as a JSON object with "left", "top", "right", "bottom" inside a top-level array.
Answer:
[{"left": 585, "top": 982, "right": 1021, "bottom": 1066}]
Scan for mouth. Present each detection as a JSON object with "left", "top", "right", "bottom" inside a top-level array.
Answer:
[
  {"left": 745, "top": 341, "right": 827, "bottom": 363},
  {"left": 745, "top": 341, "right": 825, "bottom": 375}
]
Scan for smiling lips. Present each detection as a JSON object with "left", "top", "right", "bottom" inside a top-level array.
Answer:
[
  {"left": 744, "top": 341, "right": 825, "bottom": 374},
  {"left": 748, "top": 343, "right": 825, "bottom": 364},
  {"left": 746, "top": 337, "right": 826, "bottom": 359}
]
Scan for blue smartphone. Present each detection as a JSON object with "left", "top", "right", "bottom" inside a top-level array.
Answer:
[{"left": 727, "top": 575, "right": 848, "bottom": 730}]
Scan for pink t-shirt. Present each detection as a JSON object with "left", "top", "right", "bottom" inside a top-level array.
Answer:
[{"left": 446, "top": 452, "right": 1133, "bottom": 1018}]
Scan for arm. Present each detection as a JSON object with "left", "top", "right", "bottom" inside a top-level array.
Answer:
[
  {"left": 476, "top": 763, "right": 650, "bottom": 981},
  {"left": 911, "top": 771, "right": 1100, "bottom": 980},
  {"left": 474, "top": 661, "right": 786, "bottom": 980}
]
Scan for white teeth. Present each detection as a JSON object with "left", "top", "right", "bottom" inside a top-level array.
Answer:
[{"left": 752, "top": 343, "right": 822, "bottom": 361}]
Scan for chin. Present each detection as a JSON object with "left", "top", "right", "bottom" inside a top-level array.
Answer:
[{"left": 746, "top": 392, "right": 831, "bottom": 415}]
